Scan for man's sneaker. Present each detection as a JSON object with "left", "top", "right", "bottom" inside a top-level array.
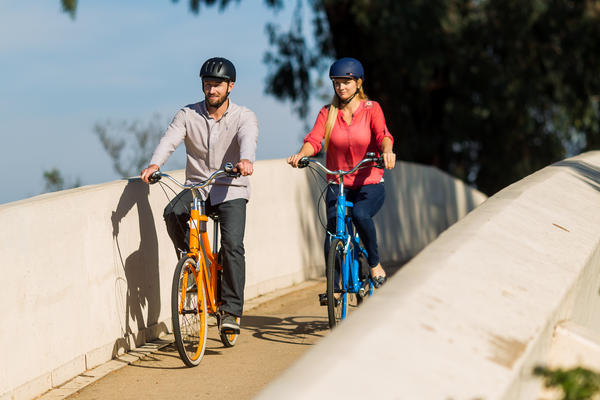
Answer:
[{"left": 220, "top": 313, "right": 240, "bottom": 333}]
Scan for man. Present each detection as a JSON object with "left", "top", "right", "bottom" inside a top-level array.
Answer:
[{"left": 141, "top": 57, "right": 258, "bottom": 333}]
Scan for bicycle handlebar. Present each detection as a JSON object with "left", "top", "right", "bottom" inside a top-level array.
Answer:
[
  {"left": 298, "top": 152, "right": 384, "bottom": 176},
  {"left": 149, "top": 162, "right": 241, "bottom": 188}
]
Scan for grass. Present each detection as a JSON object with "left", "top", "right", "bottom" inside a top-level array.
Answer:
[{"left": 534, "top": 365, "right": 600, "bottom": 400}]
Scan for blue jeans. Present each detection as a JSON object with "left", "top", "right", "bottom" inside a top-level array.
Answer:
[{"left": 324, "top": 182, "right": 385, "bottom": 267}]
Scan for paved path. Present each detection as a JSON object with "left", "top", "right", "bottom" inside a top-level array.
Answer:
[{"left": 66, "top": 280, "right": 332, "bottom": 400}]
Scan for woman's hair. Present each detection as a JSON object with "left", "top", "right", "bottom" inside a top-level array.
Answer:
[{"left": 324, "top": 78, "right": 368, "bottom": 151}]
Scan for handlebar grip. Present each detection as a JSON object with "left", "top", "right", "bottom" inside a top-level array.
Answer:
[
  {"left": 297, "top": 158, "right": 309, "bottom": 169},
  {"left": 224, "top": 162, "right": 242, "bottom": 178},
  {"left": 149, "top": 171, "right": 162, "bottom": 184}
]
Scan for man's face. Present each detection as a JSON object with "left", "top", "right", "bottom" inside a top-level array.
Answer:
[{"left": 203, "top": 78, "right": 234, "bottom": 107}]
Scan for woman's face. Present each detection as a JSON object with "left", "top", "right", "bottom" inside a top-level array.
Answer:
[{"left": 332, "top": 78, "right": 358, "bottom": 102}]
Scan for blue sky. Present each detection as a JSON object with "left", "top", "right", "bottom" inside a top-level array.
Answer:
[{"left": 0, "top": 0, "right": 323, "bottom": 204}]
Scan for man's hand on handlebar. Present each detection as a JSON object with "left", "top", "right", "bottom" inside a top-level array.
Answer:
[
  {"left": 235, "top": 159, "right": 254, "bottom": 176},
  {"left": 141, "top": 164, "right": 160, "bottom": 184}
]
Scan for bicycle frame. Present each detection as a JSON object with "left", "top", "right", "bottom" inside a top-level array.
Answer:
[
  {"left": 151, "top": 163, "right": 241, "bottom": 365},
  {"left": 299, "top": 154, "right": 382, "bottom": 320},
  {"left": 152, "top": 166, "right": 237, "bottom": 316},
  {"left": 331, "top": 175, "right": 372, "bottom": 319},
  {"left": 186, "top": 192, "right": 222, "bottom": 315}
]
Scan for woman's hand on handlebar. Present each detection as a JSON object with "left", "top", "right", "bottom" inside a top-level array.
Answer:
[
  {"left": 141, "top": 164, "right": 160, "bottom": 184},
  {"left": 287, "top": 153, "right": 306, "bottom": 168},
  {"left": 382, "top": 151, "right": 396, "bottom": 169},
  {"left": 288, "top": 142, "right": 315, "bottom": 168}
]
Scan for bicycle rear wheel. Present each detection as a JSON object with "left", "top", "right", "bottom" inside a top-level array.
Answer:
[
  {"left": 171, "top": 256, "right": 208, "bottom": 367},
  {"left": 326, "top": 239, "right": 346, "bottom": 328}
]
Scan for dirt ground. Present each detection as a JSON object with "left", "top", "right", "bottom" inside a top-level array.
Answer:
[{"left": 67, "top": 280, "right": 331, "bottom": 400}]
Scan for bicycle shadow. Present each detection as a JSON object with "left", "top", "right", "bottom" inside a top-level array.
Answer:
[
  {"left": 111, "top": 179, "right": 163, "bottom": 354},
  {"left": 240, "top": 315, "right": 329, "bottom": 345},
  {"left": 127, "top": 342, "right": 222, "bottom": 370}
]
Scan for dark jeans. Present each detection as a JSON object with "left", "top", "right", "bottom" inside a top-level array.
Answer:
[
  {"left": 163, "top": 189, "right": 247, "bottom": 317},
  {"left": 325, "top": 182, "right": 385, "bottom": 267}
]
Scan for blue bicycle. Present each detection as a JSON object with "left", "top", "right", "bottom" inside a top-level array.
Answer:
[{"left": 298, "top": 152, "right": 384, "bottom": 328}]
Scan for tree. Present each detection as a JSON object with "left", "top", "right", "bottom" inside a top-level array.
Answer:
[
  {"left": 61, "top": 0, "right": 600, "bottom": 194},
  {"left": 40, "top": 114, "right": 163, "bottom": 195},
  {"left": 42, "top": 167, "right": 81, "bottom": 193},
  {"left": 93, "top": 114, "right": 165, "bottom": 178}
]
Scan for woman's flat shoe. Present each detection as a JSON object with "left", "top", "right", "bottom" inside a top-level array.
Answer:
[{"left": 372, "top": 275, "right": 386, "bottom": 288}]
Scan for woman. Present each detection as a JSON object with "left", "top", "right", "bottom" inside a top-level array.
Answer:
[{"left": 287, "top": 57, "right": 395, "bottom": 287}]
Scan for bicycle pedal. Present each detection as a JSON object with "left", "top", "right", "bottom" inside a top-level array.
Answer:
[
  {"left": 318, "top": 293, "right": 328, "bottom": 306},
  {"left": 318, "top": 293, "right": 342, "bottom": 306},
  {"left": 358, "top": 280, "right": 369, "bottom": 297},
  {"left": 221, "top": 327, "right": 240, "bottom": 335}
]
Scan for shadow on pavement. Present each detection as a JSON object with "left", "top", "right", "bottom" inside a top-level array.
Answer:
[{"left": 241, "top": 315, "right": 329, "bottom": 345}]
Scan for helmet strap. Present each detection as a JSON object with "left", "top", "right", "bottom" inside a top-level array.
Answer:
[
  {"left": 205, "top": 80, "right": 232, "bottom": 109},
  {"left": 338, "top": 89, "right": 359, "bottom": 105},
  {"left": 332, "top": 79, "right": 361, "bottom": 106},
  {"left": 211, "top": 91, "right": 231, "bottom": 109}
]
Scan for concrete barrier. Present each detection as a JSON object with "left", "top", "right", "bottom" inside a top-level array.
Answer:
[
  {"left": 0, "top": 158, "right": 484, "bottom": 400},
  {"left": 256, "top": 151, "right": 600, "bottom": 400}
]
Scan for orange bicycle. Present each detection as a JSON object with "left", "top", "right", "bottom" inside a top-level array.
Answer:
[{"left": 150, "top": 163, "right": 241, "bottom": 367}]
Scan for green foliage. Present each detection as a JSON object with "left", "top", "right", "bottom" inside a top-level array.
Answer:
[
  {"left": 534, "top": 365, "right": 600, "bottom": 400},
  {"left": 265, "top": 0, "right": 600, "bottom": 194},
  {"left": 42, "top": 168, "right": 81, "bottom": 193},
  {"left": 61, "top": 0, "right": 76, "bottom": 19},
  {"left": 93, "top": 114, "right": 165, "bottom": 178},
  {"left": 60, "top": 0, "right": 600, "bottom": 194}
]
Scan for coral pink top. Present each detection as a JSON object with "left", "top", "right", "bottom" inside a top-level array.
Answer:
[{"left": 304, "top": 100, "right": 393, "bottom": 188}]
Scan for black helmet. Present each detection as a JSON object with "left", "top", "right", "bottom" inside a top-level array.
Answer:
[
  {"left": 200, "top": 57, "right": 236, "bottom": 82},
  {"left": 329, "top": 57, "right": 364, "bottom": 80}
]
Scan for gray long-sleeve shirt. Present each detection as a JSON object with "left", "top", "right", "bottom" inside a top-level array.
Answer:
[{"left": 149, "top": 100, "right": 259, "bottom": 204}]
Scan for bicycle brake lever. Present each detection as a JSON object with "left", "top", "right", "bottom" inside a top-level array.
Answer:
[
  {"left": 224, "top": 162, "right": 242, "bottom": 178},
  {"left": 149, "top": 171, "right": 162, "bottom": 184},
  {"left": 297, "top": 158, "right": 309, "bottom": 168}
]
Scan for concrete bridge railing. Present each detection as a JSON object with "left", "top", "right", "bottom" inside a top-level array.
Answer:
[
  {"left": 0, "top": 158, "right": 484, "bottom": 400},
  {"left": 256, "top": 151, "right": 600, "bottom": 400}
]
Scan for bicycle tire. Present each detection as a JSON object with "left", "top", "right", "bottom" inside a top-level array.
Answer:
[
  {"left": 171, "top": 256, "right": 208, "bottom": 367},
  {"left": 326, "top": 238, "right": 346, "bottom": 328}
]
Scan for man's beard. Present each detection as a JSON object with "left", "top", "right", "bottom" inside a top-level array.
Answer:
[{"left": 206, "top": 92, "right": 228, "bottom": 108}]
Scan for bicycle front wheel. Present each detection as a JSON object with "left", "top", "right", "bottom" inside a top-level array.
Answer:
[
  {"left": 326, "top": 239, "right": 346, "bottom": 328},
  {"left": 171, "top": 256, "right": 208, "bottom": 367}
]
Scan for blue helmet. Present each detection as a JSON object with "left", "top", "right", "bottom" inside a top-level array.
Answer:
[{"left": 329, "top": 57, "right": 364, "bottom": 80}]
